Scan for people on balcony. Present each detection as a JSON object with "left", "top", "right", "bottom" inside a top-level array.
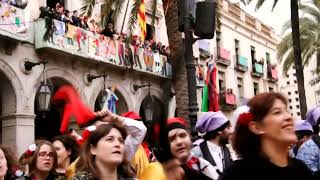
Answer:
[
  {"left": 101, "top": 22, "right": 116, "bottom": 38},
  {"left": 71, "top": 10, "right": 81, "bottom": 27},
  {"left": 80, "top": 16, "right": 89, "bottom": 31}
]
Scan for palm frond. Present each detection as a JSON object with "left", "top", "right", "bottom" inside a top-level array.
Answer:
[
  {"left": 151, "top": 0, "right": 157, "bottom": 26},
  {"left": 81, "top": 0, "right": 96, "bottom": 16},
  {"left": 313, "top": 0, "right": 320, "bottom": 10},
  {"left": 281, "top": 19, "right": 291, "bottom": 35},
  {"left": 299, "top": 4, "right": 320, "bottom": 23},
  {"left": 247, "top": 0, "right": 278, "bottom": 11},
  {"left": 126, "top": 0, "right": 140, "bottom": 36},
  {"left": 112, "top": 0, "right": 126, "bottom": 23},
  {"left": 277, "top": 33, "right": 292, "bottom": 60},
  {"left": 282, "top": 50, "right": 294, "bottom": 74},
  {"left": 302, "top": 46, "right": 316, "bottom": 67}
]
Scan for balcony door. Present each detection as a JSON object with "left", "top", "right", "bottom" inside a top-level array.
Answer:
[{"left": 47, "top": 0, "right": 64, "bottom": 9}]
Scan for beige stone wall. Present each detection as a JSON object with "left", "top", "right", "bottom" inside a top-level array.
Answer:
[
  {"left": 0, "top": 43, "right": 174, "bottom": 155},
  {"left": 194, "top": 0, "right": 280, "bottom": 123}
]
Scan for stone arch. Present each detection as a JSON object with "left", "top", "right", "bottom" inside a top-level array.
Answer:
[
  {"left": 89, "top": 79, "right": 134, "bottom": 113},
  {"left": 31, "top": 68, "right": 85, "bottom": 140},
  {"left": 29, "top": 68, "right": 86, "bottom": 109},
  {"left": 136, "top": 86, "right": 163, "bottom": 111},
  {"left": 0, "top": 59, "right": 25, "bottom": 114}
]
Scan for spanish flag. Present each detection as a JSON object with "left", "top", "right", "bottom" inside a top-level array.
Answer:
[{"left": 138, "top": 0, "right": 146, "bottom": 41}]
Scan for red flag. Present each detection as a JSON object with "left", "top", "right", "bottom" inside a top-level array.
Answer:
[
  {"left": 53, "top": 85, "right": 97, "bottom": 133},
  {"left": 209, "top": 64, "right": 219, "bottom": 111}
]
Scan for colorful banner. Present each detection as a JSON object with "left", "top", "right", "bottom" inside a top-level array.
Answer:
[
  {"left": 36, "top": 19, "right": 171, "bottom": 77},
  {"left": 0, "top": 2, "right": 29, "bottom": 38}
]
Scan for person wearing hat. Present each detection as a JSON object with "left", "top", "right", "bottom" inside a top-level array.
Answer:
[
  {"left": 296, "top": 106, "right": 320, "bottom": 175},
  {"left": 289, "top": 120, "right": 313, "bottom": 158},
  {"left": 165, "top": 117, "right": 219, "bottom": 179},
  {"left": 191, "top": 111, "right": 233, "bottom": 175}
]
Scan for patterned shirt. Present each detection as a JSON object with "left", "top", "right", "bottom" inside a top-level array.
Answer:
[{"left": 296, "top": 138, "right": 320, "bottom": 172}]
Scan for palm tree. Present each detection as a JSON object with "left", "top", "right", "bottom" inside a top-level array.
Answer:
[
  {"left": 81, "top": 0, "right": 195, "bottom": 121},
  {"left": 278, "top": 0, "right": 320, "bottom": 74},
  {"left": 80, "top": 0, "right": 237, "bottom": 123},
  {"left": 246, "top": 0, "right": 307, "bottom": 118}
]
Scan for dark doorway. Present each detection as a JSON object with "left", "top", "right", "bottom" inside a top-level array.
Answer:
[
  {"left": 146, "top": 24, "right": 155, "bottom": 41},
  {"left": 34, "top": 77, "right": 70, "bottom": 141},
  {"left": 139, "top": 95, "right": 165, "bottom": 148},
  {"left": 94, "top": 88, "right": 128, "bottom": 115},
  {"left": 46, "top": 0, "right": 64, "bottom": 9}
]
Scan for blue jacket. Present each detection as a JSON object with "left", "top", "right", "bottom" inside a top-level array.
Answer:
[{"left": 296, "top": 138, "right": 320, "bottom": 172}]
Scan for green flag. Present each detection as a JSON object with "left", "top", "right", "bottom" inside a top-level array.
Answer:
[{"left": 201, "top": 84, "right": 209, "bottom": 112}]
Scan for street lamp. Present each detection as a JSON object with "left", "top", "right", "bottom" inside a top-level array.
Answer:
[
  {"left": 178, "top": 0, "right": 216, "bottom": 138},
  {"left": 37, "top": 81, "right": 52, "bottom": 112},
  {"left": 144, "top": 92, "right": 154, "bottom": 122},
  {"left": 23, "top": 60, "right": 53, "bottom": 112},
  {"left": 37, "top": 61, "right": 52, "bottom": 112}
]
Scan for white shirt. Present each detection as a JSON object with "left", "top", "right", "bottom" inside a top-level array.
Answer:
[
  {"left": 191, "top": 141, "right": 224, "bottom": 173},
  {"left": 122, "top": 117, "right": 147, "bottom": 161},
  {"left": 188, "top": 155, "right": 220, "bottom": 180},
  {"left": 206, "top": 141, "right": 224, "bottom": 173}
]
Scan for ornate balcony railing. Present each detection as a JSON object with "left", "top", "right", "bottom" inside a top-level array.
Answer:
[
  {"left": 34, "top": 18, "right": 172, "bottom": 78},
  {"left": 235, "top": 55, "right": 248, "bottom": 72},
  {"left": 0, "top": 2, "right": 33, "bottom": 43},
  {"left": 219, "top": 88, "right": 237, "bottom": 111},
  {"left": 217, "top": 47, "right": 231, "bottom": 66}
]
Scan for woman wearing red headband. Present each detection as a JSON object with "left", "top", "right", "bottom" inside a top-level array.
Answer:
[{"left": 220, "top": 92, "right": 314, "bottom": 179}]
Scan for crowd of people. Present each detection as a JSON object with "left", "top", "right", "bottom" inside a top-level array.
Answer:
[
  {"left": 38, "top": 3, "right": 172, "bottom": 73},
  {"left": 0, "top": 88, "right": 319, "bottom": 180}
]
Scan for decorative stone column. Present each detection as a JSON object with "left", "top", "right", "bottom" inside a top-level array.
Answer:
[{"left": 0, "top": 114, "right": 35, "bottom": 155}]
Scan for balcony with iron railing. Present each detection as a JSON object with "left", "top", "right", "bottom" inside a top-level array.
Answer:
[
  {"left": 235, "top": 55, "right": 248, "bottom": 72},
  {"left": 0, "top": 1, "right": 33, "bottom": 43},
  {"left": 34, "top": 18, "right": 172, "bottom": 78},
  {"left": 219, "top": 88, "right": 237, "bottom": 111},
  {"left": 267, "top": 64, "right": 278, "bottom": 82},
  {"left": 251, "top": 61, "right": 263, "bottom": 77},
  {"left": 217, "top": 47, "right": 231, "bottom": 66}
]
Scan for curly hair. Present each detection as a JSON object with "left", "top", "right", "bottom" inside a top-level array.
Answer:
[{"left": 75, "top": 123, "right": 135, "bottom": 179}]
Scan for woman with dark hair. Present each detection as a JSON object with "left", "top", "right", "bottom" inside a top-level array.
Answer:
[
  {"left": 24, "top": 140, "right": 60, "bottom": 180},
  {"left": 53, "top": 135, "right": 79, "bottom": 176},
  {"left": 73, "top": 123, "right": 136, "bottom": 180},
  {"left": 220, "top": 92, "right": 314, "bottom": 180}
]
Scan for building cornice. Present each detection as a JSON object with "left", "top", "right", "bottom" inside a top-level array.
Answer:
[{"left": 220, "top": 10, "right": 279, "bottom": 48}]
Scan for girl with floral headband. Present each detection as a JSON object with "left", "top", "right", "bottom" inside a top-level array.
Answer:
[{"left": 220, "top": 92, "right": 314, "bottom": 180}]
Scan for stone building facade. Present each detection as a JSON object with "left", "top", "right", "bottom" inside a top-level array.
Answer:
[
  {"left": 194, "top": 0, "right": 281, "bottom": 124},
  {"left": 0, "top": 0, "right": 174, "bottom": 155}
]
